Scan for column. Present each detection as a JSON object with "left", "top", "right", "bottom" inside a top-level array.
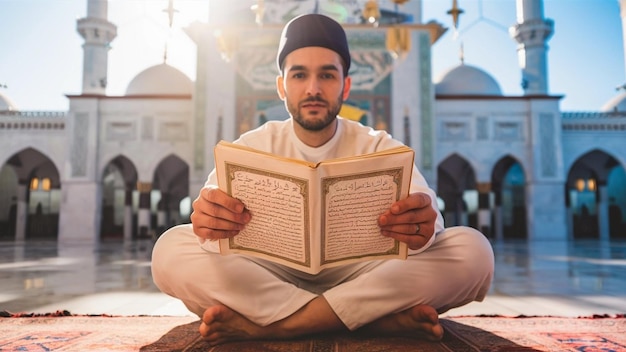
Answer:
[
  {"left": 494, "top": 191, "right": 504, "bottom": 241},
  {"left": 136, "top": 182, "right": 152, "bottom": 238},
  {"left": 123, "top": 188, "right": 133, "bottom": 241},
  {"left": 598, "top": 183, "right": 610, "bottom": 241},
  {"left": 444, "top": 209, "right": 457, "bottom": 227},
  {"left": 441, "top": 193, "right": 457, "bottom": 226},
  {"left": 156, "top": 195, "right": 168, "bottom": 236},
  {"left": 59, "top": 102, "right": 103, "bottom": 242},
  {"left": 477, "top": 182, "right": 492, "bottom": 237},
  {"left": 565, "top": 191, "right": 574, "bottom": 240},
  {"left": 14, "top": 183, "right": 28, "bottom": 242},
  {"left": 457, "top": 194, "right": 468, "bottom": 227}
]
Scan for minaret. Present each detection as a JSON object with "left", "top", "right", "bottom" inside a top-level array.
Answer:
[
  {"left": 619, "top": 0, "right": 626, "bottom": 89},
  {"left": 76, "top": 0, "right": 117, "bottom": 94},
  {"left": 509, "top": 0, "right": 553, "bottom": 95}
]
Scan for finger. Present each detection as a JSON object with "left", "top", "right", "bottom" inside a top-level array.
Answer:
[
  {"left": 195, "top": 228, "right": 241, "bottom": 241},
  {"left": 383, "top": 231, "right": 431, "bottom": 250},
  {"left": 390, "top": 192, "right": 431, "bottom": 215},
  {"left": 200, "top": 187, "right": 246, "bottom": 214},
  {"left": 193, "top": 198, "right": 250, "bottom": 226},
  {"left": 191, "top": 187, "right": 251, "bottom": 241},
  {"left": 387, "top": 223, "right": 420, "bottom": 235},
  {"left": 379, "top": 206, "right": 436, "bottom": 228},
  {"left": 193, "top": 188, "right": 250, "bottom": 225},
  {"left": 382, "top": 220, "right": 435, "bottom": 249},
  {"left": 381, "top": 221, "right": 433, "bottom": 237},
  {"left": 192, "top": 211, "right": 247, "bottom": 230},
  {"left": 191, "top": 204, "right": 249, "bottom": 240}
]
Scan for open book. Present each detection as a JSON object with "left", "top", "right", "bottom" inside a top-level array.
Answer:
[{"left": 214, "top": 140, "right": 414, "bottom": 274}]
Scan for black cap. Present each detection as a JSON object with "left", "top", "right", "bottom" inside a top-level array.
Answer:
[{"left": 276, "top": 14, "right": 351, "bottom": 74}]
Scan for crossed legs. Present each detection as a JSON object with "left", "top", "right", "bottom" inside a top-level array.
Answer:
[{"left": 151, "top": 225, "right": 493, "bottom": 345}]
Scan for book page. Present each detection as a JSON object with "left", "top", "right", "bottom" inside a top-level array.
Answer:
[
  {"left": 321, "top": 170, "right": 403, "bottom": 264},
  {"left": 223, "top": 164, "right": 311, "bottom": 267},
  {"left": 318, "top": 148, "right": 413, "bottom": 266}
]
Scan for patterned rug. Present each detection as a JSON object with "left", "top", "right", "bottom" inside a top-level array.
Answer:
[{"left": 1, "top": 311, "right": 625, "bottom": 351}]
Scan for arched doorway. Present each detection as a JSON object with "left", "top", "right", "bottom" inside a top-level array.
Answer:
[
  {"left": 101, "top": 156, "right": 138, "bottom": 240},
  {"left": 437, "top": 154, "right": 478, "bottom": 230},
  {"left": 0, "top": 165, "right": 18, "bottom": 240},
  {"left": 567, "top": 150, "right": 625, "bottom": 239},
  {"left": 492, "top": 156, "right": 527, "bottom": 239},
  {"left": 152, "top": 155, "right": 190, "bottom": 237},
  {"left": 0, "top": 148, "right": 60, "bottom": 240}
]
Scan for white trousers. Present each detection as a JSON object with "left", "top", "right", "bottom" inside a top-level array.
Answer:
[{"left": 151, "top": 224, "right": 494, "bottom": 330}]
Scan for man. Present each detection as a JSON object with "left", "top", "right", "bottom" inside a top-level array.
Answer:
[{"left": 152, "top": 13, "right": 494, "bottom": 346}]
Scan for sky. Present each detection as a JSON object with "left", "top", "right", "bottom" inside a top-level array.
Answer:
[{"left": 0, "top": 0, "right": 623, "bottom": 112}]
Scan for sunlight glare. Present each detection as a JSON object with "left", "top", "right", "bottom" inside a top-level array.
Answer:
[{"left": 106, "top": 0, "right": 210, "bottom": 97}]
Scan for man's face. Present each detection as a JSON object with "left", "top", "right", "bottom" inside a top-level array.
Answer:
[{"left": 277, "top": 47, "right": 351, "bottom": 132}]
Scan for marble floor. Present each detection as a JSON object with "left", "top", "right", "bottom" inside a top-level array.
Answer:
[{"left": 0, "top": 238, "right": 624, "bottom": 318}]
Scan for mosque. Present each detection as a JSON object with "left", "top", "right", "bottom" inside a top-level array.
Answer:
[{"left": 0, "top": 0, "right": 625, "bottom": 243}]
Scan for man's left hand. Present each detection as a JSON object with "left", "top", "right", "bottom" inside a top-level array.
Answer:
[{"left": 378, "top": 192, "right": 437, "bottom": 250}]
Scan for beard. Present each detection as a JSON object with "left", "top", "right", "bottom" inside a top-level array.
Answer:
[{"left": 287, "top": 94, "right": 343, "bottom": 132}]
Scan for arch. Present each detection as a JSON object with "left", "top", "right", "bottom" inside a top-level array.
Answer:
[
  {"left": 152, "top": 154, "right": 190, "bottom": 236},
  {"left": 0, "top": 165, "right": 18, "bottom": 240},
  {"left": 101, "top": 155, "right": 139, "bottom": 240},
  {"left": 0, "top": 148, "right": 61, "bottom": 240},
  {"left": 437, "top": 154, "right": 478, "bottom": 229},
  {"left": 492, "top": 156, "right": 527, "bottom": 239},
  {"left": 566, "top": 149, "right": 625, "bottom": 239},
  {"left": 107, "top": 155, "right": 139, "bottom": 187}
]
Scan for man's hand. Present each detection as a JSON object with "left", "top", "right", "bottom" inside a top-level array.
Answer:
[
  {"left": 378, "top": 192, "right": 437, "bottom": 250},
  {"left": 190, "top": 186, "right": 251, "bottom": 241}
]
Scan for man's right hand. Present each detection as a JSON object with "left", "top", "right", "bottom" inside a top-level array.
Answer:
[{"left": 190, "top": 186, "right": 251, "bottom": 241}]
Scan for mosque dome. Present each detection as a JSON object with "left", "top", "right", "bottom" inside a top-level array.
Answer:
[
  {"left": 435, "top": 64, "right": 502, "bottom": 96},
  {"left": 0, "top": 91, "right": 18, "bottom": 111},
  {"left": 125, "top": 63, "right": 193, "bottom": 96},
  {"left": 600, "top": 91, "right": 626, "bottom": 112}
]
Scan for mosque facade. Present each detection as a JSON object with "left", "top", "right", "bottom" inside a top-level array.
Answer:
[{"left": 0, "top": 0, "right": 625, "bottom": 243}]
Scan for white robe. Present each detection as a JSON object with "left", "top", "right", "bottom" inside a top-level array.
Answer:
[{"left": 151, "top": 118, "right": 494, "bottom": 330}]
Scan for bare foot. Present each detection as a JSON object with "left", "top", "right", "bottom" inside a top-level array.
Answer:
[
  {"left": 198, "top": 302, "right": 442, "bottom": 345},
  {"left": 199, "top": 305, "right": 267, "bottom": 345},
  {"left": 198, "top": 297, "right": 346, "bottom": 345},
  {"left": 359, "top": 304, "right": 444, "bottom": 341}
]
